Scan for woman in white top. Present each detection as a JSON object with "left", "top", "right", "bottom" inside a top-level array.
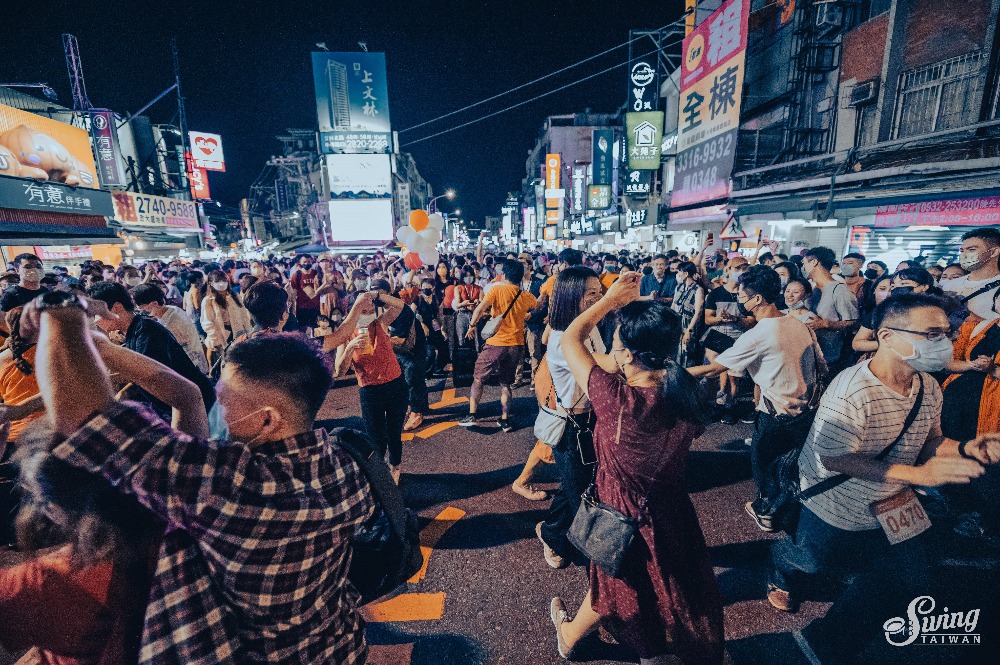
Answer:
[
  {"left": 132, "top": 283, "right": 210, "bottom": 374},
  {"left": 200, "top": 270, "right": 252, "bottom": 371},
  {"left": 784, "top": 277, "right": 818, "bottom": 324},
  {"left": 532, "top": 266, "right": 615, "bottom": 570}
]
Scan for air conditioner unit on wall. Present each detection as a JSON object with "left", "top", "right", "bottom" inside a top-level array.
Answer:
[
  {"left": 848, "top": 80, "right": 879, "bottom": 106},
  {"left": 816, "top": 1, "right": 845, "bottom": 31}
]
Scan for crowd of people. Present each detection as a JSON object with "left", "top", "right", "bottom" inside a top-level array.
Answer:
[{"left": 0, "top": 226, "right": 998, "bottom": 664}]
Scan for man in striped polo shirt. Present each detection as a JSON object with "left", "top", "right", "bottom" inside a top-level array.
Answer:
[{"left": 767, "top": 293, "right": 1000, "bottom": 664}]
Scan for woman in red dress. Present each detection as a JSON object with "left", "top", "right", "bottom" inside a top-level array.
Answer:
[{"left": 551, "top": 271, "right": 725, "bottom": 665}]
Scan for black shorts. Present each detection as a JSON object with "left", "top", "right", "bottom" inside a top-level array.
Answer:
[{"left": 474, "top": 344, "right": 524, "bottom": 386}]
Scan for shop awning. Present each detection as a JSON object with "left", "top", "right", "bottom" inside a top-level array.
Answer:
[{"left": 271, "top": 236, "right": 312, "bottom": 253}]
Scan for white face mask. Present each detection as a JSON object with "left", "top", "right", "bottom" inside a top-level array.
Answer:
[
  {"left": 356, "top": 313, "right": 377, "bottom": 328},
  {"left": 125, "top": 276, "right": 141, "bottom": 287},
  {"left": 839, "top": 264, "right": 857, "bottom": 278},
  {"left": 959, "top": 249, "right": 997, "bottom": 272},
  {"left": 212, "top": 281, "right": 229, "bottom": 292}
]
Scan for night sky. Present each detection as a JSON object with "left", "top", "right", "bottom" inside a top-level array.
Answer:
[{"left": 3, "top": 0, "right": 684, "bottom": 224}]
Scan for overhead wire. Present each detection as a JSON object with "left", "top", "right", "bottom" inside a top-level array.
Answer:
[
  {"left": 399, "top": 13, "right": 689, "bottom": 134},
  {"left": 401, "top": 32, "right": 685, "bottom": 149}
]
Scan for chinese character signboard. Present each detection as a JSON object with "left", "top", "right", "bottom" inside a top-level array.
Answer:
[
  {"left": 0, "top": 176, "right": 112, "bottom": 216},
  {"left": 672, "top": 0, "right": 749, "bottom": 211},
  {"left": 89, "top": 110, "right": 124, "bottom": 187},
  {"left": 545, "top": 153, "right": 562, "bottom": 209},
  {"left": 588, "top": 185, "right": 612, "bottom": 210},
  {"left": 628, "top": 53, "right": 658, "bottom": 112},
  {"left": 624, "top": 169, "right": 651, "bottom": 196},
  {"left": 875, "top": 197, "right": 1000, "bottom": 227},
  {"left": 0, "top": 103, "right": 99, "bottom": 197},
  {"left": 111, "top": 191, "right": 199, "bottom": 230},
  {"left": 592, "top": 129, "right": 614, "bottom": 185},
  {"left": 189, "top": 131, "right": 226, "bottom": 171},
  {"left": 572, "top": 167, "right": 586, "bottom": 213},
  {"left": 189, "top": 166, "right": 210, "bottom": 199},
  {"left": 625, "top": 112, "right": 665, "bottom": 170},
  {"left": 312, "top": 52, "right": 392, "bottom": 155}
]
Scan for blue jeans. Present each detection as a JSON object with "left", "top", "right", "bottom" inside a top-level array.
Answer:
[
  {"left": 540, "top": 412, "right": 596, "bottom": 561},
  {"left": 770, "top": 505, "right": 930, "bottom": 664}
]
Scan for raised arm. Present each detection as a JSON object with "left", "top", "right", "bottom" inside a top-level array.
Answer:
[
  {"left": 376, "top": 292, "right": 405, "bottom": 325},
  {"left": 562, "top": 272, "right": 641, "bottom": 393}
]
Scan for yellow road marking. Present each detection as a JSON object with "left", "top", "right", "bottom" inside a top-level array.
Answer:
[
  {"left": 429, "top": 388, "right": 468, "bottom": 409},
  {"left": 409, "top": 506, "right": 466, "bottom": 583},
  {"left": 362, "top": 592, "right": 446, "bottom": 622},
  {"left": 414, "top": 420, "right": 459, "bottom": 438},
  {"left": 367, "top": 643, "right": 413, "bottom": 665}
]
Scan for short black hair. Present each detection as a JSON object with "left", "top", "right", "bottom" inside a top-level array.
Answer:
[
  {"left": 557, "top": 248, "right": 583, "bottom": 266},
  {"left": 665, "top": 249, "right": 679, "bottom": 259},
  {"left": 131, "top": 283, "right": 166, "bottom": 307},
  {"left": 500, "top": 258, "right": 524, "bottom": 284},
  {"left": 961, "top": 227, "right": 1000, "bottom": 246},
  {"left": 13, "top": 253, "right": 42, "bottom": 267},
  {"left": 88, "top": 280, "right": 134, "bottom": 311},
  {"left": 242, "top": 280, "right": 289, "bottom": 328},
  {"left": 870, "top": 260, "right": 888, "bottom": 271},
  {"left": 844, "top": 252, "right": 866, "bottom": 262},
  {"left": 774, "top": 261, "right": 801, "bottom": 281},
  {"left": 226, "top": 334, "right": 332, "bottom": 420},
  {"left": 894, "top": 267, "right": 934, "bottom": 288},
  {"left": 803, "top": 246, "right": 836, "bottom": 271},
  {"left": 653, "top": 254, "right": 668, "bottom": 263},
  {"left": 371, "top": 278, "right": 391, "bottom": 293},
  {"left": 738, "top": 265, "right": 782, "bottom": 304},
  {"left": 549, "top": 266, "right": 598, "bottom": 331},
  {"left": 758, "top": 252, "right": 774, "bottom": 264},
  {"left": 872, "top": 293, "right": 949, "bottom": 333}
]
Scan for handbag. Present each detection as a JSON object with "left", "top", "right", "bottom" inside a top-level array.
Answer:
[
  {"left": 567, "top": 406, "right": 646, "bottom": 578},
  {"left": 480, "top": 290, "right": 522, "bottom": 341}
]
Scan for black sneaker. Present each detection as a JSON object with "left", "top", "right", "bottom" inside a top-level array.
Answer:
[
  {"left": 498, "top": 418, "right": 513, "bottom": 433},
  {"left": 459, "top": 415, "right": 477, "bottom": 427},
  {"left": 745, "top": 500, "right": 775, "bottom": 532}
]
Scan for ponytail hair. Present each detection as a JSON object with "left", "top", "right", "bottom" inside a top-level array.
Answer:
[{"left": 617, "top": 301, "right": 705, "bottom": 426}]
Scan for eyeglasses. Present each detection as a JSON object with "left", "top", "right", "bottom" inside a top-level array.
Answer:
[{"left": 887, "top": 328, "right": 950, "bottom": 342}]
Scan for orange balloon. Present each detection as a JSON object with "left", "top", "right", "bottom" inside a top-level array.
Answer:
[
  {"left": 409, "top": 209, "right": 429, "bottom": 231},
  {"left": 404, "top": 251, "right": 423, "bottom": 270}
]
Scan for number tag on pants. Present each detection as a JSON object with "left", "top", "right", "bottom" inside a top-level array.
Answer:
[{"left": 871, "top": 488, "right": 931, "bottom": 545}]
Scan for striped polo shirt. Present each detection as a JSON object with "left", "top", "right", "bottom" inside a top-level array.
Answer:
[{"left": 799, "top": 360, "right": 942, "bottom": 531}]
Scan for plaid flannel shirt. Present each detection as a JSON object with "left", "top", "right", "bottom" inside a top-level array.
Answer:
[{"left": 53, "top": 401, "right": 375, "bottom": 664}]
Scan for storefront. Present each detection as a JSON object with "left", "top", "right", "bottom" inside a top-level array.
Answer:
[{"left": 109, "top": 190, "right": 203, "bottom": 264}]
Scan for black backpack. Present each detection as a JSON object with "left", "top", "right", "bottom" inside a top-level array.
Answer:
[{"left": 329, "top": 427, "right": 423, "bottom": 604}]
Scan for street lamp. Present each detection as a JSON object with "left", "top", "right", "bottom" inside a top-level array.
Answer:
[{"left": 427, "top": 188, "right": 456, "bottom": 214}]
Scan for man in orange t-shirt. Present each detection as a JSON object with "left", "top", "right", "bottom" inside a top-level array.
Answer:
[{"left": 461, "top": 258, "right": 536, "bottom": 432}]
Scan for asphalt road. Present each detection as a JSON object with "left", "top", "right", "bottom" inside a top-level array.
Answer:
[{"left": 314, "top": 372, "right": 984, "bottom": 665}]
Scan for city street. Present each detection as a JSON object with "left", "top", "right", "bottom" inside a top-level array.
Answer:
[{"left": 317, "top": 375, "right": 996, "bottom": 665}]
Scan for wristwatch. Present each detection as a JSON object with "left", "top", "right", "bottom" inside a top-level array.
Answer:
[{"left": 34, "top": 290, "right": 87, "bottom": 313}]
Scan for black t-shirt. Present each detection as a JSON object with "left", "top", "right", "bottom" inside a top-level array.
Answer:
[
  {"left": 705, "top": 285, "right": 737, "bottom": 311},
  {"left": 0, "top": 285, "right": 47, "bottom": 312},
  {"left": 125, "top": 313, "right": 216, "bottom": 416},
  {"left": 388, "top": 304, "right": 425, "bottom": 353}
]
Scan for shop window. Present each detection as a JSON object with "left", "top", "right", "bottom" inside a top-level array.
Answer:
[
  {"left": 858, "top": 0, "right": 892, "bottom": 23},
  {"left": 893, "top": 51, "right": 987, "bottom": 139}
]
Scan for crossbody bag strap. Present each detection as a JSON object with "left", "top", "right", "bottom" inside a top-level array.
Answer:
[
  {"left": 800, "top": 374, "right": 925, "bottom": 501},
  {"left": 496, "top": 289, "right": 522, "bottom": 320},
  {"left": 959, "top": 279, "right": 1000, "bottom": 304}
]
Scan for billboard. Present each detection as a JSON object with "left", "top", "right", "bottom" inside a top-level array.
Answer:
[
  {"left": 671, "top": 0, "right": 749, "bottom": 210},
  {"left": 545, "top": 153, "right": 561, "bottom": 209},
  {"left": 89, "top": 110, "right": 124, "bottom": 187},
  {"left": 588, "top": 185, "right": 612, "bottom": 210},
  {"left": 189, "top": 166, "right": 210, "bottom": 199},
  {"left": 592, "top": 129, "right": 614, "bottom": 185},
  {"left": 625, "top": 111, "right": 665, "bottom": 170},
  {"left": 0, "top": 103, "right": 98, "bottom": 192},
  {"left": 111, "top": 191, "right": 200, "bottom": 230},
  {"left": 325, "top": 154, "right": 392, "bottom": 198},
  {"left": 189, "top": 131, "right": 226, "bottom": 171},
  {"left": 312, "top": 52, "right": 392, "bottom": 155},
  {"left": 327, "top": 199, "right": 394, "bottom": 244}
]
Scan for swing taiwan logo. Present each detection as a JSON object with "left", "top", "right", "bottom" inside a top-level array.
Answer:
[{"left": 883, "top": 596, "right": 981, "bottom": 646}]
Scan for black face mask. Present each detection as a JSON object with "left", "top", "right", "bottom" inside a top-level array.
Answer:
[
  {"left": 421, "top": 288, "right": 434, "bottom": 295},
  {"left": 642, "top": 266, "right": 653, "bottom": 276},
  {"left": 890, "top": 286, "right": 914, "bottom": 297},
  {"left": 737, "top": 297, "right": 754, "bottom": 317},
  {"left": 864, "top": 268, "right": 880, "bottom": 280}
]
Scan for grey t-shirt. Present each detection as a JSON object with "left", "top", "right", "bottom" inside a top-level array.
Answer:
[{"left": 811, "top": 282, "right": 859, "bottom": 364}]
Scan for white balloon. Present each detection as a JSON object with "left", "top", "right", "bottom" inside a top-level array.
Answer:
[
  {"left": 418, "top": 247, "right": 439, "bottom": 264},
  {"left": 396, "top": 226, "right": 418, "bottom": 247},
  {"left": 427, "top": 213, "right": 445, "bottom": 231},
  {"left": 418, "top": 228, "right": 441, "bottom": 245}
]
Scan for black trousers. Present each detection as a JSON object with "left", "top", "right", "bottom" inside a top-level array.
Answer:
[
  {"left": 751, "top": 409, "right": 816, "bottom": 499},
  {"left": 358, "top": 376, "right": 408, "bottom": 466},
  {"left": 540, "top": 412, "right": 596, "bottom": 561},
  {"left": 396, "top": 348, "right": 429, "bottom": 415},
  {"left": 425, "top": 329, "right": 450, "bottom": 372}
]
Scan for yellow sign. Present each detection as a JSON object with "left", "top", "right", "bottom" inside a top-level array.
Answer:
[
  {"left": 0, "top": 103, "right": 98, "bottom": 189},
  {"left": 685, "top": 33, "right": 705, "bottom": 73},
  {"left": 545, "top": 153, "right": 561, "bottom": 209},
  {"left": 677, "top": 50, "right": 745, "bottom": 153}
]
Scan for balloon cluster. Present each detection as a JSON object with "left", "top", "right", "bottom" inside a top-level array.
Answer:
[{"left": 396, "top": 210, "right": 444, "bottom": 269}]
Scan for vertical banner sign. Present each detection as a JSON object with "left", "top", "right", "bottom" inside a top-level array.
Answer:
[
  {"left": 672, "top": 0, "right": 749, "bottom": 209},
  {"left": 626, "top": 46, "right": 660, "bottom": 192},
  {"left": 312, "top": 52, "right": 392, "bottom": 154},
  {"left": 625, "top": 111, "right": 665, "bottom": 170},
  {"left": 545, "top": 153, "right": 561, "bottom": 209},
  {"left": 89, "top": 110, "right": 123, "bottom": 187},
  {"left": 686, "top": 0, "right": 697, "bottom": 35},
  {"left": 592, "top": 129, "right": 614, "bottom": 185},
  {"left": 572, "top": 167, "right": 586, "bottom": 214},
  {"left": 189, "top": 166, "right": 210, "bottom": 199}
]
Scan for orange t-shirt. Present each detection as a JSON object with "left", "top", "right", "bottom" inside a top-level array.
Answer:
[
  {"left": 351, "top": 321, "right": 402, "bottom": 387},
  {"left": 483, "top": 284, "right": 537, "bottom": 347},
  {"left": 539, "top": 274, "right": 556, "bottom": 298},
  {"left": 0, "top": 345, "right": 41, "bottom": 441}
]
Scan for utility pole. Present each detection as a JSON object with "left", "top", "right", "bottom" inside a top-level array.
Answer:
[
  {"left": 62, "top": 34, "right": 92, "bottom": 111},
  {"left": 172, "top": 37, "right": 190, "bottom": 195}
]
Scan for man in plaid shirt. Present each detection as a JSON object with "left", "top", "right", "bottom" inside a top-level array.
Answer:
[{"left": 24, "top": 292, "right": 376, "bottom": 664}]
